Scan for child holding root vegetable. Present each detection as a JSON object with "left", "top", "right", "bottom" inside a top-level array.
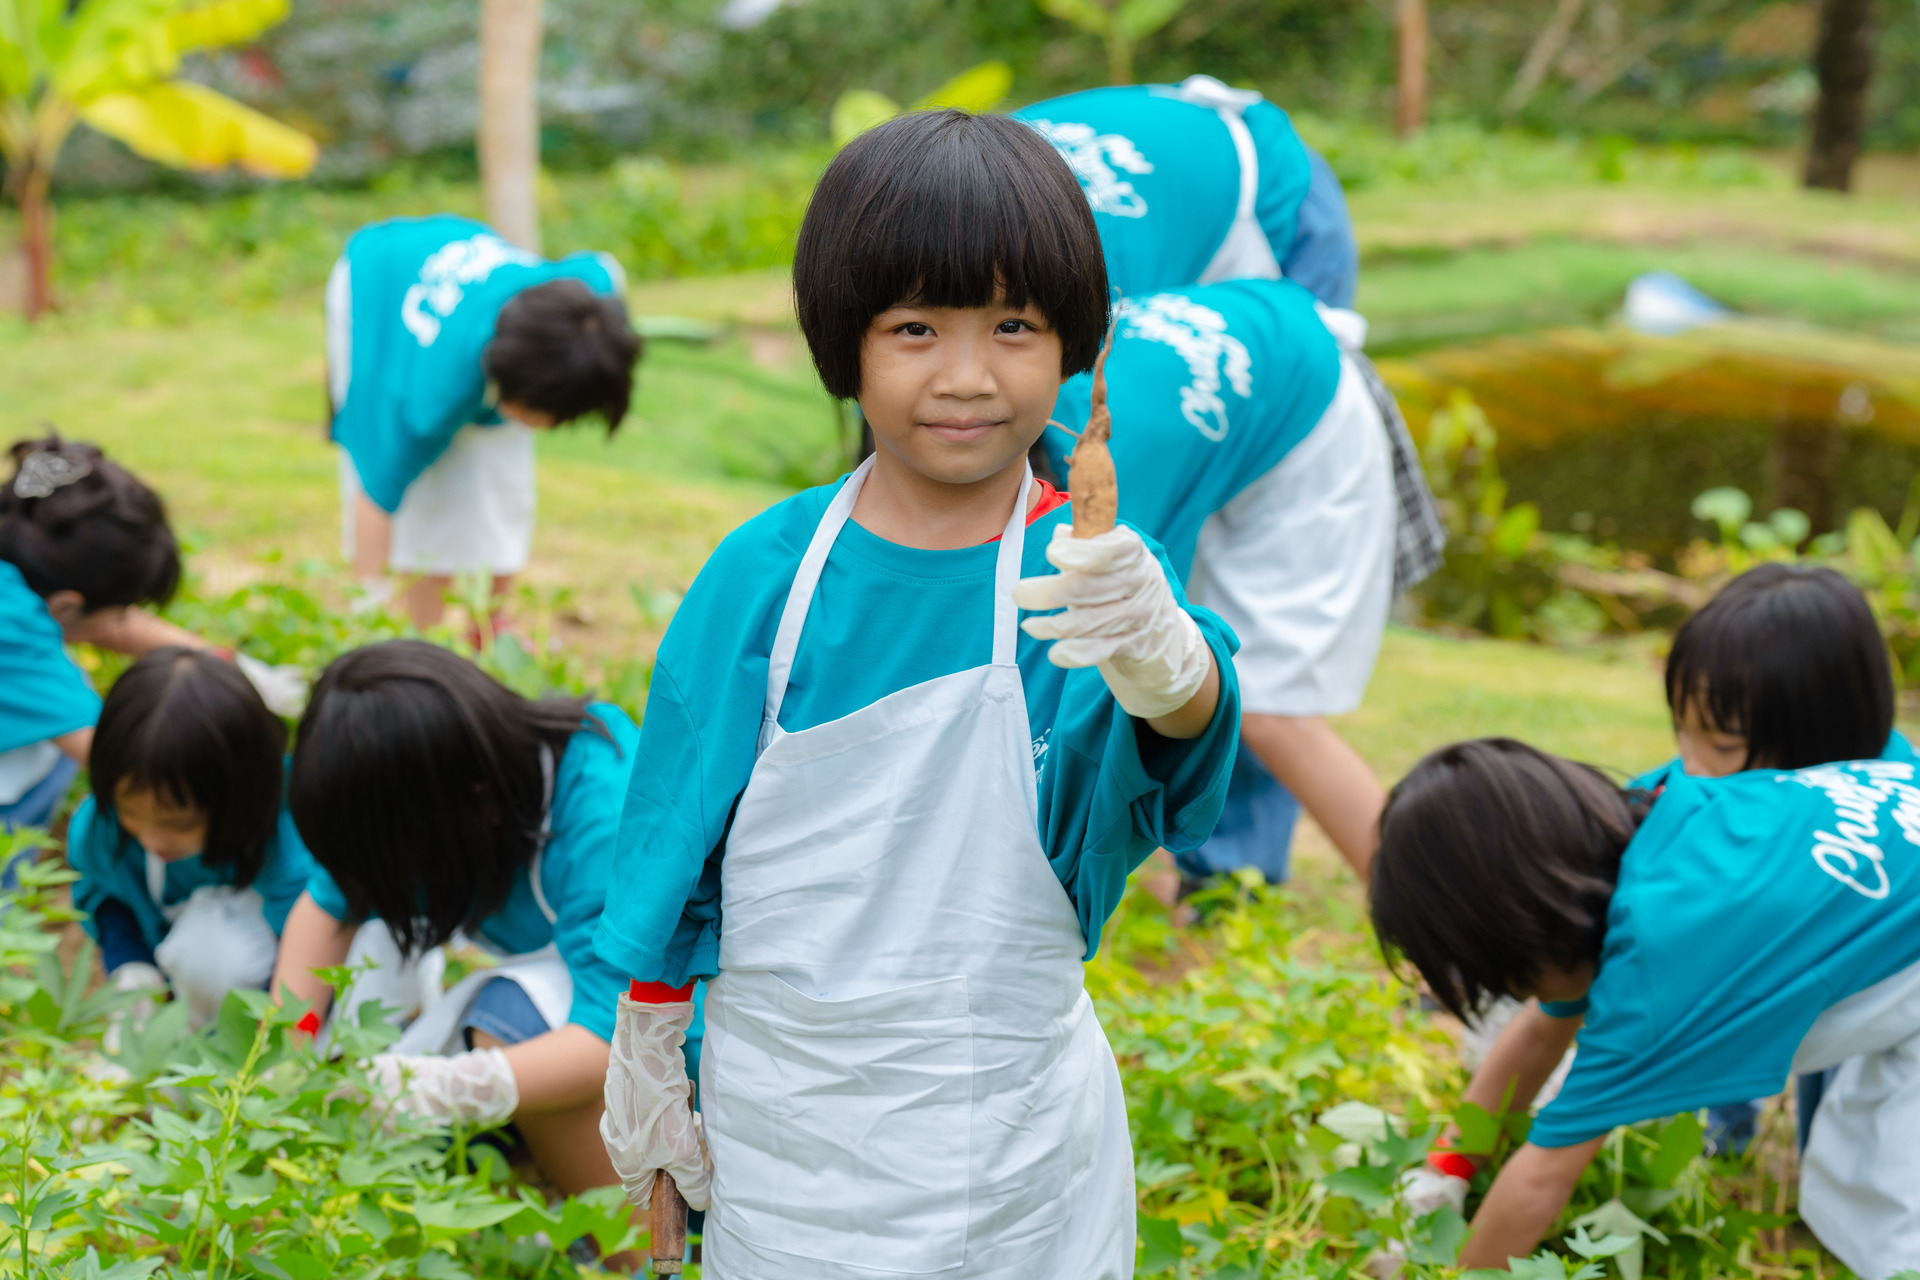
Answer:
[{"left": 593, "top": 109, "right": 1240, "bottom": 1279}]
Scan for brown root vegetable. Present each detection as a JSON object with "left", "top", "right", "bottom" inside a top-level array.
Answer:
[{"left": 1070, "top": 331, "right": 1117, "bottom": 539}]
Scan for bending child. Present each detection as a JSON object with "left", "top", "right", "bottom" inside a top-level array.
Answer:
[
  {"left": 1372, "top": 734, "right": 1920, "bottom": 1274},
  {"left": 0, "top": 436, "right": 297, "bottom": 865},
  {"left": 327, "top": 217, "right": 642, "bottom": 628},
  {"left": 594, "top": 110, "right": 1240, "bottom": 1278},
  {"left": 69, "top": 648, "right": 316, "bottom": 1027},
  {"left": 1417, "top": 560, "right": 1907, "bottom": 1207},
  {"left": 271, "top": 640, "right": 679, "bottom": 1199}
]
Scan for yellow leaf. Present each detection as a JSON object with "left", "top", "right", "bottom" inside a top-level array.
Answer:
[
  {"left": 265, "top": 1157, "right": 308, "bottom": 1183},
  {"left": 912, "top": 60, "right": 1012, "bottom": 113},
  {"left": 79, "top": 80, "right": 315, "bottom": 176},
  {"left": 166, "top": 0, "right": 290, "bottom": 54},
  {"left": 830, "top": 88, "right": 899, "bottom": 149}
]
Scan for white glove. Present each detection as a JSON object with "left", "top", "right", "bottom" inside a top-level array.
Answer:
[
  {"left": 1398, "top": 1164, "right": 1470, "bottom": 1218},
  {"left": 103, "top": 961, "right": 167, "bottom": 1055},
  {"left": 600, "top": 996, "right": 712, "bottom": 1212},
  {"left": 365, "top": 1049, "right": 519, "bottom": 1132},
  {"left": 1011, "top": 524, "right": 1212, "bottom": 720},
  {"left": 233, "top": 652, "right": 310, "bottom": 718}
]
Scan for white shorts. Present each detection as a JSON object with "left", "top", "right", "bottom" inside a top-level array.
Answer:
[
  {"left": 1185, "top": 354, "right": 1394, "bottom": 717},
  {"left": 339, "top": 424, "right": 537, "bottom": 576}
]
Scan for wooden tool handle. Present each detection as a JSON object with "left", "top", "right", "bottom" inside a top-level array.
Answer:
[
  {"left": 1070, "top": 330, "right": 1117, "bottom": 539},
  {"left": 649, "top": 1171, "right": 688, "bottom": 1274}
]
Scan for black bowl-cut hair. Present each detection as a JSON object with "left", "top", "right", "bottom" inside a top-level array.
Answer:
[
  {"left": 794, "top": 108, "right": 1110, "bottom": 402},
  {"left": 91, "top": 648, "right": 287, "bottom": 889},
  {"left": 289, "top": 640, "right": 610, "bottom": 958},
  {"left": 1371, "top": 738, "right": 1650, "bottom": 1022},
  {"left": 485, "top": 279, "right": 642, "bottom": 431},
  {"left": 1666, "top": 563, "right": 1893, "bottom": 770},
  {"left": 0, "top": 434, "right": 180, "bottom": 611}
]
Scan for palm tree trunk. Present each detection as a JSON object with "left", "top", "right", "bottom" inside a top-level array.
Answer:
[
  {"left": 18, "top": 160, "right": 54, "bottom": 320},
  {"left": 1396, "top": 0, "right": 1428, "bottom": 137},
  {"left": 478, "top": 0, "right": 543, "bottom": 252},
  {"left": 1803, "top": 0, "right": 1875, "bottom": 192}
]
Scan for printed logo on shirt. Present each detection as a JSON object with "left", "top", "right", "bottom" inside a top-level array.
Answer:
[
  {"left": 402, "top": 234, "right": 541, "bottom": 347},
  {"left": 1119, "top": 294, "right": 1254, "bottom": 442},
  {"left": 1028, "top": 119, "right": 1154, "bottom": 218},
  {"left": 1785, "top": 760, "right": 1920, "bottom": 901}
]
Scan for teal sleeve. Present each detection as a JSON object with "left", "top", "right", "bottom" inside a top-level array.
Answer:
[
  {"left": 254, "top": 808, "right": 319, "bottom": 936},
  {"left": 67, "top": 796, "right": 116, "bottom": 945},
  {"left": 0, "top": 567, "right": 102, "bottom": 754},
  {"left": 1540, "top": 997, "right": 1589, "bottom": 1019},
  {"left": 305, "top": 864, "right": 352, "bottom": 922},
  {"left": 1033, "top": 530, "right": 1242, "bottom": 955},
  {"left": 594, "top": 496, "right": 817, "bottom": 987},
  {"left": 546, "top": 706, "right": 642, "bottom": 1042}
]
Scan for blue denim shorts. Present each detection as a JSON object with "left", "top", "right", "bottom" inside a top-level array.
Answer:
[
  {"left": 1, "top": 754, "right": 80, "bottom": 890},
  {"left": 459, "top": 975, "right": 554, "bottom": 1050}
]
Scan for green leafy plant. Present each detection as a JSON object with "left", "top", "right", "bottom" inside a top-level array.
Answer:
[
  {"left": 1034, "top": 0, "right": 1186, "bottom": 86},
  {"left": 829, "top": 61, "right": 1012, "bottom": 148}
]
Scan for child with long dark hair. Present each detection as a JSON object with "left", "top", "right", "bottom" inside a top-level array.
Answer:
[
  {"left": 68, "top": 648, "right": 315, "bottom": 1024},
  {"left": 272, "top": 640, "right": 661, "bottom": 1199},
  {"left": 1372, "top": 735, "right": 1920, "bottom": 1273}
]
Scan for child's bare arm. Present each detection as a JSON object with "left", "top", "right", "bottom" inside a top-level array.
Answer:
[
  {"left": 1458, "top": 1135, "right": 1606, "bottom": 1267},
  {"left": 1463, "top": 1002, "right": 1582, "bottom": 1127},
  {"left": 1144, "top": 652, "right": 1220, "bottom": 740}
]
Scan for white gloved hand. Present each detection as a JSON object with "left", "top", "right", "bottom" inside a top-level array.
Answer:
[
  {"left": 103, "top": 961, "right": 168, "bottom": 1055},
  {"left": 1398, "top": 1164, "right": 1470, "bottom": 1218},
  {"left": 1011, "top": 524, "right": 1212, "bottom": 720},
  {"left": 600, "top": 996, "right": 712, "bottom": 1212},
  {"left": 233, "top": 652, "right": 310, "bottom": 718},
  {"left": 365, "top": 1049, "right": 519, "bottom": 1132}
]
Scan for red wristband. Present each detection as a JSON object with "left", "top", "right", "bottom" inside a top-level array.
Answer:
[
  {"left": 294, "top": 1009, "right": 321, "bottom": 1037},
  {"left": 1428, "top": 1150, "right": 1478, "bottom": 1181},
  {"left": 630, "top": 979, "right": 696, "bottom": 1003}
]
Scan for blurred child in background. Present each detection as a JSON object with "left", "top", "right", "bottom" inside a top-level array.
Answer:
[{"left": 69, "top": 648, "right": 316, "bottom": 1027}]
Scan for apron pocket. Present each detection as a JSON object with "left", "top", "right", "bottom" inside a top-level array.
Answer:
[{"left": 707, "top": 971, "right": 974, "bottom": 1273}]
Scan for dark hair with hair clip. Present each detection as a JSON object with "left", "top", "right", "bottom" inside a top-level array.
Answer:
[
  {"left": 289, "top": 640, "right": 610, "bottom": 957},
  {"left": 794, "top": 109, "right": 1110, "bottom": 401},
  {"left": 1665, "top": 563, "right": 1893, "bottom": 770},
  {"left": 484, "top": 279, "right": 642, "bottom": 431},
  {"left": 1370, "top": 737, "right": 1652, "bottom": 1021},
  {"left": 0, "top": 434, "right": 180, "bottom": 610},
  {"left": 90, "top": 648, "right": 287, "bottom": 887}
]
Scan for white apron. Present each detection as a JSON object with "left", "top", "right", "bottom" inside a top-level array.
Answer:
[
  {"left": 146, "top": 853, "right": 278, "bottom": 1027},
  {"left": 700, "top": 457, "right": 1135, "bottom": 1279},
  {"left": 1168, "top": 75, "right": 1285, "bottom": 287},
  {"left": 1794, "top": 958, "right": 1920, "bottom": 1277}
]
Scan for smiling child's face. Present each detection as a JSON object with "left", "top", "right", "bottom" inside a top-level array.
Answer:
[
  {"left": 857, "top": 299, "right": 1064, "bottom": 487},
  {"left": 115, "top": 784, "right": 209, "bottom": 862}
]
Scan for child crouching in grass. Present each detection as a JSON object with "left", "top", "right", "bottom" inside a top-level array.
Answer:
[
  {"left": 593, "top": 109, "right": 1241, "bottom": 1278},
  {"left": 69, "top": 647, "right": 316, "bottom": 1027},
  {"left": 1371, "top": 736, "right": 1920, "bottom": 1274}
]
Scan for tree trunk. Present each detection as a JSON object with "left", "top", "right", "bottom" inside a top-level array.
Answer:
[
  {"left": 478, "top": 0, "right": 543, "bottom": 252},
  {"left": 1803, "top": 0, "right": 1875, "bottom": 192},
  {"left": 1396, "top": 0, "right": 1428, "bottom": 137},
  {"left": 18, "top": 162, "right": 55, "bottom": 321}
]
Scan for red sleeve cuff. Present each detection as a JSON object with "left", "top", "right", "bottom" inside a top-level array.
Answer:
[
  {"left": 294, "top": 1009, "right": 322, "bottom": 1037},
  {"left": 630, "top": 979, "right": 696, "bottom": 1003}
]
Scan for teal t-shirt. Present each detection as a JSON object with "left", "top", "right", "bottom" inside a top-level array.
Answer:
[
  {"left": 69, "top": 785, "right": 317, "bottom": 953},
  {"left": 1012, "top": 86, "right": 1313, "bottom": 300},
  {"left": 1529, "top": 756, "right": 1920, "bottom": 1147},
  {"left": 1040, "top": 279, "right": 1341, "bottom": 578},
  {"left": 592, "top": 484, "right": 1243, "bottom": 987},
  {"left": 0, "top": 560, "right": 100, "bottom": 755},
  {"left": 304, "top": 704, "right": 672, "bottom": 1051},
  {"left": 332, "top": 215, "right": 624, "bottom": 513}
]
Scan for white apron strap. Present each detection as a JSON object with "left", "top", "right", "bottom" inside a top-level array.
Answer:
[
  {"left": 764, "top": 460, "right": 1033, "bottom": 724},
  {"left": 145, "top": 850, "right": 188, "bottom": 924},
  {"left": 1167, "top": 74, "right": 1285, "bottom": 286}
]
